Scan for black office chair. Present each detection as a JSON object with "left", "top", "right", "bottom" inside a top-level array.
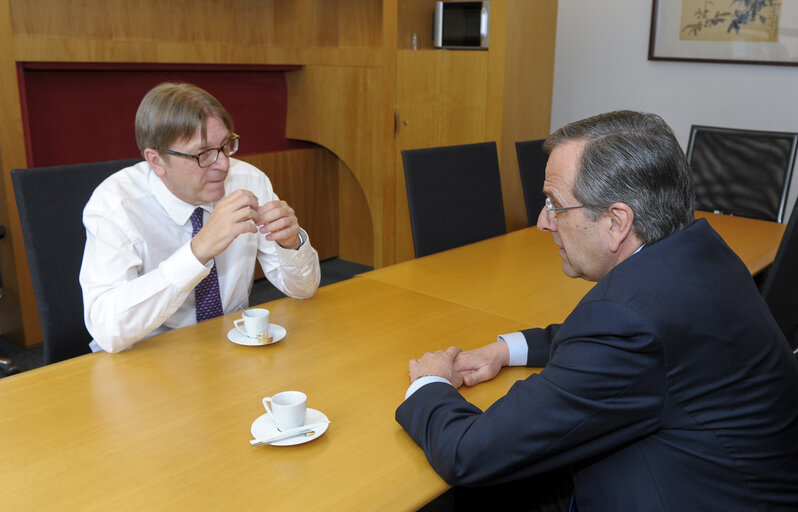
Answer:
[
  {"left": 401, "top": 142, "right": 506, "bottom": 258},
  {"left": 0, "top": 224, "right": 18, "bottom": 377},
  {"left": 760, "top": 200, "right": 798, "bottom": 359},
  {"left": 515, "top": 139, "right": 548, "bottom": 226},
  {"left": 686, "top": 125, "right": 798, "bottom": 222},
  {"left": 11, "top": 158, "right": 141, "bottom": 364}
]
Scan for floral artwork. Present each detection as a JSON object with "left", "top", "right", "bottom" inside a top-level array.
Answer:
[
  {"left": 680, "top": 0, "right": 781, "bottom": 42},
  {"left": 649, "top": 0, "right": 798, "bottom": 65}
]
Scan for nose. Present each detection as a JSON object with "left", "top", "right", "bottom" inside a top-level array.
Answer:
[
  {"left": 213, "top": 150, "right": 231, "bottom": 169},
  {"left": 537, "top": 206, "right": 554, "bottom": 232}
]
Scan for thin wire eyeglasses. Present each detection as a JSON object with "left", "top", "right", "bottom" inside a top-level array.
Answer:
[
  {"left": 163, "top": 134, "right": 240, "bottom": 168},
  {"left": 545, "top": 196, "right": 586, "bottom": 223}
]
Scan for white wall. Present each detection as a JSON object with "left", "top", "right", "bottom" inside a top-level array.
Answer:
[{"left": 550, "top": 1, "right": 798, "bottom": 220}]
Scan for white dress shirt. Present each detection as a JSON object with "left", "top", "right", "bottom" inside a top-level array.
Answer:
[{"left": 80, "top": 158, "right": 320, "bottom": 354}]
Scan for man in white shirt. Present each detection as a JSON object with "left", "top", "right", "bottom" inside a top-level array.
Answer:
[{"left": 80, "top": 82, "right": 320, "bottom": 353}]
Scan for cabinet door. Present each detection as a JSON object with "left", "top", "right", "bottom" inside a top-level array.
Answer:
[{"left": 395, "top": 49, "right": 490, "bottom": 262}]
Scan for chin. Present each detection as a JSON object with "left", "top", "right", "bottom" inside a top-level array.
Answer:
[{"left": 203, "top": 186, "right": 226, "bottom": 203}]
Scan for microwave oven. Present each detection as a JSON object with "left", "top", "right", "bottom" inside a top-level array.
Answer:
[{"left": 433, "top": 1, "right": 490, "bottom": 50}]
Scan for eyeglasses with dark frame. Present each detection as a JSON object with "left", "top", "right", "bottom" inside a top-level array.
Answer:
[
  {"left": 544, "top": 196, "right": 586, "bottom": 224},
  {"left": 163, "top": 134, "right": 240, "bottom": 168}
]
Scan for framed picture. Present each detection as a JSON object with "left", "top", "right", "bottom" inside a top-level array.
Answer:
[{"left": 649, "top": 0, "right": 798, "bottom": 66}]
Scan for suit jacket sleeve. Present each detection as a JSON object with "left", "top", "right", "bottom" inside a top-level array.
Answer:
[
  {"left": 520, "top": 324, "right": 561, "bottom": 367},
  {"left": 396, "top": 299, "right": 665, "bottom": 487}
]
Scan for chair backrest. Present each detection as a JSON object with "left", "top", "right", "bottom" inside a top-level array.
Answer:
[
  {"left": 761, "top": 199, "right": 798, "bottom": 356},
  {"left": 515, "top": 139, "right": 548, "bottom": 226},
  {"left": 402, "top": 142, "right": 506, "bottom": 257},
  {"left": 0, "top": 224, "right": 5, "bottom": 298},
  {"left": 11, "top": 158, "right": 141, "bottom": 364},
  {"left": 686, "top": 125, "right": 798, "bottom": 222}
]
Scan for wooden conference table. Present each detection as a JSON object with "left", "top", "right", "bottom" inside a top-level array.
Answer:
[
  {"left": 0, "top": 212, "right": 785, "bottom": 511},
  {"left": 362, "top": 211, "right": 786, "bottom": 326}
]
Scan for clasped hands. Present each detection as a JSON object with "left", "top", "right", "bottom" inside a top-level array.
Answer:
[
  {"left": 408, "top": 341, "right": 510, "bottom": 388},
  {"left": 190, "top": 189, "right": 300, "bottom": 265}
]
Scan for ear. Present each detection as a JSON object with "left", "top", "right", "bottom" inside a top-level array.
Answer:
[
  {"left": 605, "top": 202, "right": 636, "bottom": 253},
  {"left": 144, "top": 148, "right": 167, "bottom": 178}
]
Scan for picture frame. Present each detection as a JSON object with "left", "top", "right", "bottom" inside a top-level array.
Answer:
[{"left": 648, "top": 0, "right": 798, "bottom": 66}]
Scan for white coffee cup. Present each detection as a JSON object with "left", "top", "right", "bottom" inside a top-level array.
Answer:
[
  {"left": 263, "top": 391, "right": 307, "bottom": 431},
  {"left": 234, "top": 308, "right": 269, "bottom": 338}
]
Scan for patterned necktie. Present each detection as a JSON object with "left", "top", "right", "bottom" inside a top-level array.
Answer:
[{"left": 190, "top": 207, "right": 224, "bottom": 322}]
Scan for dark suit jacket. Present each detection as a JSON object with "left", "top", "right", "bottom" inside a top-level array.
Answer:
[{"left": 396, "top": 219, "right": 798, "bottom": 511}]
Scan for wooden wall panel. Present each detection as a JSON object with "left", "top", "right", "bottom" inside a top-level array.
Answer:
[
  {"left": 10, "top": 0, "right": 382, "bottom": 48},
  {"left": 285, "top": 65, "right": 387, "bottom": 267},
  {"left": 500, "top": 0, "right": 558, "bottom": 231},
  {"left": 0, "top": 0, "right": 38, "bottom": 345},
  {"left": 237, "top": 148, "right": 339, "bottom": 263},
  {"left": 338, "top": 161, "right": 374, "bottom": 266},
  {"left": 9, "top": 0, "right": 382, "bottom": 67}
]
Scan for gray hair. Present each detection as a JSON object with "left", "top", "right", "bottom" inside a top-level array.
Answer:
[
  {"left": 544, "top": 110, "right": 695, "bottom": 244},
  {"left": 135, "top": 82, "right": 234, "bottom": 157}
]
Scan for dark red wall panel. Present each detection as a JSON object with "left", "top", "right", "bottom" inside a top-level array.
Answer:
[{"left": 19, "top": 63, "right": 311, "bottom": 167}]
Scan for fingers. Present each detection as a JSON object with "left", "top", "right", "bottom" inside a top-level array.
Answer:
[
  {"left": 212, "top": 190, "right": 260, "bottom": 226},
  {"left": 407, "top": 347, "right": 462, "bottom": 385},
  {"left": 453, "top": 347, "right": 489, "bottom": 374},
  {"left": 417, "top": 347, "right": 460, "bottom": 363},
  {"left": 257, "top": 200, "right": 301, "bottom": 248},
  {"left": 445, "top": 346, "right": 462, "bottom": 359},
  {"left": 190, "top": 190, "right": 259, "bottom": 263},
  {"left": 461, "top": 368, "right": 489, "bottom": 387},
  {"left": 219, "top": 189, "right": 259, "bottom": 212},
  {"left": 452, "top": 342, "right": 508, "bottom": 387},
  {"left": 257, "top": 200, "right": 296, "bottom": 228}
]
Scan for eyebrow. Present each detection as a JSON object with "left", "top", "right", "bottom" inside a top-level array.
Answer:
[
  {"left": 542, "top": 188, "right": 560, "bottom": 206},
  {"left": 195, "top": 133, "right": 233, "bottom": 153}
]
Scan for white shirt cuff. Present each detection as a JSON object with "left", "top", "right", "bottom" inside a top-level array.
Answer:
[
  {"left": 275, "top": 228, "right": 307, "bottom": 252},
  {"left": 498, "top": 332, "right": 528, "bottom": 366},
  {"left": 405, "top": 375, "right": 453, "bottom": 400}
]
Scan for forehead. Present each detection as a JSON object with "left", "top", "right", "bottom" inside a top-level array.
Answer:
[
  {"left": 543, "top": 139, "right": 585, "bottom": 199},
  {"left": 178, "top": 116, "right": 228, "bottom": 150}
]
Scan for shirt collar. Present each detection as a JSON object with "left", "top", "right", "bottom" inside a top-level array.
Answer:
[{"left": 148, "top": 165, "right": 217, "bottom": 226}]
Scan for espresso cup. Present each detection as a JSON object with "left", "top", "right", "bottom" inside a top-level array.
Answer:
[
  {"left": 263, "top": 391, "right": 307, "bottom": 431},
  {"left": 234, "top": 308, "right": 269, "bottom": 338}
]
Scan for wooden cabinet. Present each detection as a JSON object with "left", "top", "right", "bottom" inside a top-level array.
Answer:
[
  {"left": 394, "top": 1, "right": 558, "bottom": 261},
  {"left": 394, "top": 49, "right": 492, "bottom": 261},
  {"left": 288, "top": 0, "right": 558, "bottom": 263},
  {"left": 0, "top": 0, "right": 556, "bottom": 347}
]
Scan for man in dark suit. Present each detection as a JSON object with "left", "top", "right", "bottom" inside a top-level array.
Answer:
[{"left": 397, "top": 111, "right": 798, "bottom": 511}]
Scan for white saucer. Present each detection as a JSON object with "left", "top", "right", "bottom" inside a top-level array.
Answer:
[
  {"left": 227, "top": 324, "right": 286, "bottom": 346},
  {"left": 250, "top": 408, "right": 329, "bottom": 446}
]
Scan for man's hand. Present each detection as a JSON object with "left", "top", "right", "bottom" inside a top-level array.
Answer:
[
  {"left": 454, "top": 341, "right": 510, "bottom": 387},
  {"left": 408, "top": 347, "right": 463, "bottom": 388},
  {"left": 190, "top": 190, "right": 259, "bottom": 264},
  {"left": 256, "top": 200, "right": 301, "bottom": 250}
]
